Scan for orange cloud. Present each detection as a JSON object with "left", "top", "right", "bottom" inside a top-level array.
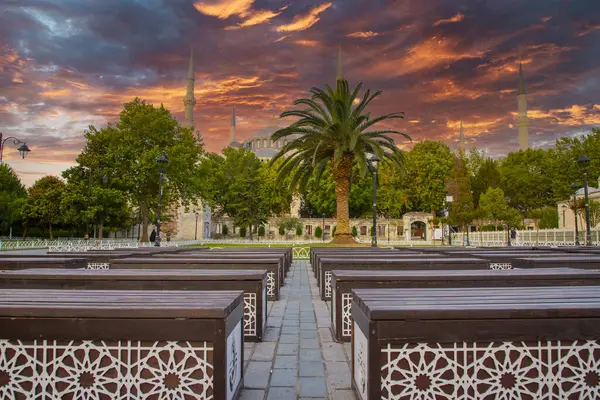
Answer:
[
  {"left": 578, "top": 23, "right": 600, "bottom": 37},
  {"left": 446, "top": 118, "right": 506, "bottom": 137},
  {"left": 193, "top": 0, "right": 254, "bottom": 19},
  {"left": 541, "top": 16, "right": 552, "bottom": 23},
  {"left": 433, "top": 13, "right": 465, "bottom": 27},
  {"left": 346, "top": 31, "right": 380, "bottom": 39},
  {"left": 295, "top": 40, "right": 318, "bottom": 47},
  {"left": 426, "top": 79, "right": 486, "bottom": 101},
  {"left": 273, "top": 35, "right": 289, "bottom": 43},
  {"left": 522, "top": 104, "right": 600, "bottom": 126},
  {"left": 369, "top": 37, "right": 483, "bottom": 76},
  {"left": 239, "top": 7, "right": 287, "bottom": 27},
  {"left": 275, "top": 2, "right": 332, "bottom": 32}
]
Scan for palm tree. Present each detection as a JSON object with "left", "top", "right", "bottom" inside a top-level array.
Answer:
[{"left": 270, "top": 79, "right": 411, "bottom": 244}]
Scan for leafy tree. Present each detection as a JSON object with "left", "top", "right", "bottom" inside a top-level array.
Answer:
[
  {"left": 258, "top": 225, "right": 265, "bottom": 237},
  {"left": 352, "top": 226, "right": 358, "bottom": 237},
  {"left": 260, "top": 159, "right": 294, "bottom": 217},
  {"left": 378, "top": 162, "right": 410, "bottom": 218},
  {"left": 222, "top": 224, "right": 229, "bottom": 235},
  {"left": 278, "top": 226, "right": 285, "bottom": 236},
  {"left": 471, "top": 158, "right": 502, "bottom": 207},
  {"left": 78, "top": 98, "right": 203, "bottom": 241},
  {"left": 401, "top": 141, "right": 454, "bottom": 214},
  {"left": 278, "top": 216, "right": 301, "bottom": 237},
  {"left": 478, "top": 187, "right": 508, "bottom": 230},
  {"left": 500, "top": 149, "right": 553, "bottom": 215},
  {"left": 20, "top": 176, "right": 65, "bottom": 239},
  {"left": 239, "top": 226, "right": 247, "bottom": 238},
  {"left": 295, "top": 224, "right": 303, "bottom": 236},
  {"left": 315, "top": 226, "right": 322, "bottom": 238},
  {"left": 271, "top": 79, "right": 410, "bottom": 244},
  {"left": 0, "top": 164, "right": 27, "bottom": 235},
  {"left": 529, "top": 207, "right": 559, "bottom": 230},
  {"left": 446, "top": 155, "right": 475, "bottom": 232}
]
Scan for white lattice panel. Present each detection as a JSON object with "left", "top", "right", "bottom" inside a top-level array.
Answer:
[
  {"left": 381, "top": 340, "right": 600, "bottom": 399},
  {"left": 87, "top": 262, "right": 110, "bottom": 270},
  {"left": 266, "top": 272, "right": 275, "bottom": 297},
  {"left": 243, "top": 292, "right": 257, "bottom": 337},
  {"left": 0, "top": 339, "right": 214, "bottom": 399},
  {"left": 489, "top": 263, "right": 513, "bottom": 270},
  {"left": 292, "top": 247, "right": 310, "bottom": 260},
  {"left": 342, "top": 293, "right": 353, "bottom": 339},
  {"left": 324, "top": 271, "right": 332, "bottom": 299}
]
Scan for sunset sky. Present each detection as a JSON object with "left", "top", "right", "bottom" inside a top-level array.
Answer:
[{"left": 2, "top": 0, "right": 600, "bottom": 186}]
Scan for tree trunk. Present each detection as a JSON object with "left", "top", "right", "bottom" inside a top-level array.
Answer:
[
  {"left": 249, "top": 224, "right": 253, "bottom": 241},
  {"left": 332, "top": 154, "right": 355, "bottom": 245},
  {"left": 49, "top": 222, "right": 53, "bottom": 240},
  {"left": 140, "top": 201, "right": 149, "bottom": 242},
  {"left": 98, "top": 217, "right": 104, "bottom": 239}
]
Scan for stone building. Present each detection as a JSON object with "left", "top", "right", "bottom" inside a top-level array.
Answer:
[{"left": 557, "top": 178, "right": 600, "bottom": 230}]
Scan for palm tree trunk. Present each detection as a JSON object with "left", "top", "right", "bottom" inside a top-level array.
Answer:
[{"left": 332, "top": 154, "right": 355, "bottom": 244}]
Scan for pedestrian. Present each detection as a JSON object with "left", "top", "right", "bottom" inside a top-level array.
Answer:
[
  {"left": 150, "top": 229, "right": 156, "bottom": 243},
  {"left": 166, "top": 232, "right": 171, "bottom": 242},
  {"left": 510, "top": 228, "right": 517, "bottom": 245}
]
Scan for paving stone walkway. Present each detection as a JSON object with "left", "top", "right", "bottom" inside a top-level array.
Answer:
[{"left": 239, "top": 260, "right": 357, "bottom": 400}]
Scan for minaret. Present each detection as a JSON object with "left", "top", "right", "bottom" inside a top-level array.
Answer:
[
  {"left": 517, "top": 62, "right": 529, "bottom": 150},
  {"left": 458, "top": 120, "right": 465, "bottom": 151},
  {"left": 229, "top": 105, "right": 236, "bottom": 144},
  {"left": 183, "top": 46, "right": 196, "bottom": 129},
  {"left": 336, "top": 44, "right": 343, "bottom": 81}
]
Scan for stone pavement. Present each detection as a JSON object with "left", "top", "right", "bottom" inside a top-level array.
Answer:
[{"left": 239, "top": 260, "right": 357, "bottom": 400}]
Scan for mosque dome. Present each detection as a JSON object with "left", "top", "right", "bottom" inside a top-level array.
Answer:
[{"left": 576, "top": 187, "right": 599, "bottom": 196}]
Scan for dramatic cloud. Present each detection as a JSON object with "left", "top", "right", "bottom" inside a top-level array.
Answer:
[
  {"left": 1, "top": 0, "right": 599, "bottom": 185},
  {"left": 433, "top": 12, "right": 465, "bottom": 27},
  {"left": 346, "top": 31, "right": 380, "bottom": 39},
  {"left": 275, "top": 2, "right": 332, "bottom": 32}
]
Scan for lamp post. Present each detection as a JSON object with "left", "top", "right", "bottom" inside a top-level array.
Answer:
[
  {"left": 505, "top": 196, "right": 512, "bottom": 247},
  {"left": 577, "top": 155, "right": 592, "bottom": 246},
  {"left": 367, "top": 154, "right": 380, "bottom": 247},
  {"left": 155, "top": 153, "right": 169, "bottom": 247},
  {"left": 561, "top": 204, "right": 567, "bottom": 228},
  {"left": 0, "top": 133, "right": 31, "bottom": 165},
  {"left": 445, "top": 194, "right": 453, "bottom": 246},
  {"left": 322, "top": 213, "right": 325, "bottom": 242},
  {"left": 571, "top": 183, "right": 580, "bottom": 246},
  {"left": 195, "top": 212, "right": 199, "bottom": 240}
]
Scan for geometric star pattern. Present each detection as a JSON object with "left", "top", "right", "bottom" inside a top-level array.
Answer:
[
  {"left": 381, "top": 340, "right": 600, "bottom": 399},
  {"left": 243, "top": 292, "right": 257, "bottom": 338},
  {"left": 0, "top": 339, "right": 214, "bottom": 399},
  {"left": 324, "top": 271, "right": 332, "bottom": 300},
  {"left": 266, "top": 272, "right": 275, "bottom": 298},
  {"left": 341, "top": 293, "right": 353, "bottom": 339}
]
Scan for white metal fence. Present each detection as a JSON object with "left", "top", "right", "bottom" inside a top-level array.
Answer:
[
  {"left": 0, "top": 238, "right": 202, "bottom": 252},
  {"left": 452, "top": 229, "right": 600, "bottom": 247}
]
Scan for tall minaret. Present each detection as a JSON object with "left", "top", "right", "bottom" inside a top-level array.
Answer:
[
  {"left": 183, "top": 46, "right": 196, "bottom": 129},
  {"left": 336, "top": 44, "right": 343, "bottom": 81},
  {"left": 229, "top": 105, "right": 236, "bottom": 144},
  {"left": 517, "top": 62, "right": 529, "bottom": 150},
  {"left": 458, "top": 120, "right": 465, "bottom": 151}
]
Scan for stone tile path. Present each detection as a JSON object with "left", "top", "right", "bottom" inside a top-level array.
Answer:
[{"left": 239, "top": 260, "right": 357, "bottom": 400}]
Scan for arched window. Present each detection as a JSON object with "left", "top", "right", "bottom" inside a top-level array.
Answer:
[
  {"left": 263, "top": 139, "right": 267, "bottom": 148},
  {"left": 256, "top": 140, "right": 260, "bottom": 149}
]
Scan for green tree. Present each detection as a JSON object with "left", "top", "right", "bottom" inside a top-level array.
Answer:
[
  {"left": 529, "top": 207, "right": 559, "bottom": 231},
  {"left": 271, "top": 79, "right": 410, "bottom": 243},
  {"left": 402, "top": 141, "right": 454, "bottom": 214},
  {"left": 222, "top": 224, "right": 229, "bottom": 235},
  {"left": 352, "top": 226, "right": 358, "bottom": 237},
  {"left": 78, "top": 98, "right": 203, "bottom": 241},
  {"left": 278, "top": 216, "right": 301, "bottom": 237},
  {"left": 20, "top": 176, "right": 65, "bottom": 239},
  {"left": 258, "top": 225, "right": 265, "bottom": 237},
  {"left": 447, "top": 155, "right": 475, "bottom": 232},
  {"left": 0, "top": 164, "right": 27, "bottom": 235},
  {"left": 295, "top": 224, "right": 303, "bottom": 236},
  {"left": 471, "top": 158, "right": 502, "bottom": 207},
  {"left": 478, "top": 187, "right": 508, "bottom": 230},
  {"left": 315, "top": 226, "right": 322, "bottom": 238}
]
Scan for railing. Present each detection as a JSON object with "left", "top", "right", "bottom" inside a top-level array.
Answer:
[
  {"left": 0, "top": 238, "right": 202, "bottom": 252},
  {"left": 452, "top": 229, "right": 600, "bottom": 247},
  {"left": 199, "top": 238, "right": 326, "bottom": 245}
]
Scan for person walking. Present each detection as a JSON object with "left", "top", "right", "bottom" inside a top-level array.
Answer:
[{"left": 149, "top": 229, "right": 156, "bottom": 243}]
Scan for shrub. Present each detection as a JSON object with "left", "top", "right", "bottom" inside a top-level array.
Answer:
[
  {"left": 222, "top": 225, "right": 229, "bottom": 235},
  {"left": 295, "top": 225, "right": 302, "bottom": 236},
  {"left": 239, "top": 226, "right": 247, "bottom": 238},
  {"left": 315, "top": 226, "right": 322, "bottom": 238},
  {"left": 332, "top": 226, "right": 336, "bottom": 235},
  {"left": 258, "top": 225, "right": 265, "bottom": 237},
  {"left": 278, "top": 226, "right": 285, "bottom": 236},
  {"left": 352, "top": 226, "right": 358, "bottom": 237}
]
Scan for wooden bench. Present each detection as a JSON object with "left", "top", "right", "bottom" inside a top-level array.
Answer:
[
  {"left": 512, "top": 256, "right": 600, "bottom": 269},
  {"left": 0, "top": 268, "right": 268, "bottom": 342},
  {"left": 318, "top": 257, "right": 489, "bottom": 300},
  {"left": 448, "top": 251, "right": 565, "bottom": 269},
  {"left": 159, "top": 253, "right": 289, "bottom": 281},
  {"left": 110, "top": 257, "right": 282, "bottom": 300},
  {"left": 0, "top": 257, "right": 87, "bottom": 270},
  {"left": 351, "top": 286, "right": 600, "bottom": 400},
  {"left": 209, "top": 248, "right": 293, "bottom": 275},
  {"left": 309, "top": 248, "right": 399, "bottom": 273},
  {"left": 0, "top": 289, "right": 244, "bottom": 399},
  {"left": 332, "top": 267, "right": 600, "bottom": 342}
]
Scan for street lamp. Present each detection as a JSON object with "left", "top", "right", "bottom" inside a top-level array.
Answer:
[
  {"left": 155, "top": 153, "right": 169, "bottom": 247},
  {"left": 195, "top": 212, "right": 199, "bottom": 240},
  {"left": 0, "top": 132, "right": 31, "bottom": 164},
  {"left": 367, "top": 154, "right": 381, "bottom": 247},
  {"left": 561, "top": 204, "right": 567, "bottom": 228},
  {"left": 505, "top": 196, "right": 512, "bottom": 247},
  {"left": 577, "top": 155, "right": 592, "bottom": 246},
  {"left": 445, "top": 194, "right": 453, "bottom": 246},
  {"left": 322, "top": 213, "right": 325, "bottom": 242},
  {"left": 571, "top": 183, "right": 580, "bottom": 246}
]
